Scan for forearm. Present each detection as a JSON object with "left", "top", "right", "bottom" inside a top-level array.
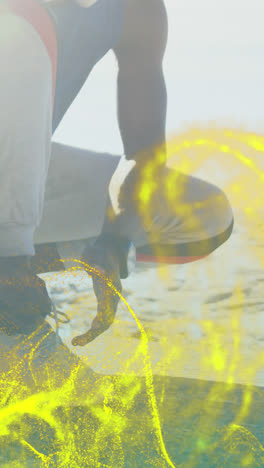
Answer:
[
  {"left": 117, "top": 65, "right": 167, "bottom": 165},
  {"left": 101, "top": 68, "right": 167, "bottom": 236},
  {"left": 100, "top": 0, "right": 168, "bottom": 237}
]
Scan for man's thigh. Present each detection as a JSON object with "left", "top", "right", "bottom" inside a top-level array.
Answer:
[
  {"left": 35, "top": 143, "right": 233, "bottom": 252},
  {"left": 34, "top": 142, "right": 120, "bottom": 244}
]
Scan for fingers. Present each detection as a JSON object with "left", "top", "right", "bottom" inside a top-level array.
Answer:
[
  {"left": 71, "top": 309, "right": 115, "bottom": 346},
  {"left": 71, "top": 261, "right": 122, "bottom": 347},
  {"left": 71, "top": 324, "right": 108, "bottom": 346},
  {"left": 71, "top": 297, "right": 118, "bottom": 346}
]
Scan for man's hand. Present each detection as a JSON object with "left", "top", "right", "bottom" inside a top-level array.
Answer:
[
  {"left": 71, "top": 240, "right": 122, "bottom": 347},
  {"left": 105, "top": 152, "right": 168, "bottom": 241},
  {"left": 108, "top": 155, "right": 138, "bottom": 218}
]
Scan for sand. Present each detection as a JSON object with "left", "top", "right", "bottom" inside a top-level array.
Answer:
[{"left": 42, "top": 204, "right": 264, "bottom": 388}]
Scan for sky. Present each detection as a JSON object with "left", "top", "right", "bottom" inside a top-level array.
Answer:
[{"left": 53, "top": 0, "right": 264, "bottom": 153}]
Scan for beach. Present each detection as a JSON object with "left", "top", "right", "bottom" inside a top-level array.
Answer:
[{"left": 42, "top": 200, "right": 264, "bottom": 388}]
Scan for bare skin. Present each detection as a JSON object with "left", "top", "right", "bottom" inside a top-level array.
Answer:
[{"left": 72, "top": 0, "right": 168, "bottom": 346}]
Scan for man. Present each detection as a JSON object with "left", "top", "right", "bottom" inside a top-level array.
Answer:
[{"left": 0, "top": 0, "right": 234, "bottom": 345}]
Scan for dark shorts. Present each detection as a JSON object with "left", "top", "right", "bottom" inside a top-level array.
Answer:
[{"left": 47, "top": 0, "right": 126, "bottom": 132}]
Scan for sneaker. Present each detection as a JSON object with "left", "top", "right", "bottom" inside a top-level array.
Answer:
[{"left": 0, "top": 256, "right": 52, "bottom": 336}]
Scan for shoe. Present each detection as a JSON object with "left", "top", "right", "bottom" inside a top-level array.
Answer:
[{"left": 0, "top": 256, "right": 52, "bottom": 336}]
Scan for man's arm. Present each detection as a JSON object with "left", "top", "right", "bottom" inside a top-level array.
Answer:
[
  {"left": 114, "top": 0, "right": 168, "bottom": 161},
  {"left": 101, "top": 0, "right": 168, "bottom": 235},
  {"left": 72, "top": 0, "right": 168, "bottom": 346}
]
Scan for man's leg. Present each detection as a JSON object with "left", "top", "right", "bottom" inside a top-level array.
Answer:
[
  {"left": 35, "top": 143, "right": 118, "bottom": 245},
  {"left": 34, "top": 142, "right": 233, "bottom": 267},
  {"left": 0, "top": 11, "right": 53, "bottom": 334}
]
